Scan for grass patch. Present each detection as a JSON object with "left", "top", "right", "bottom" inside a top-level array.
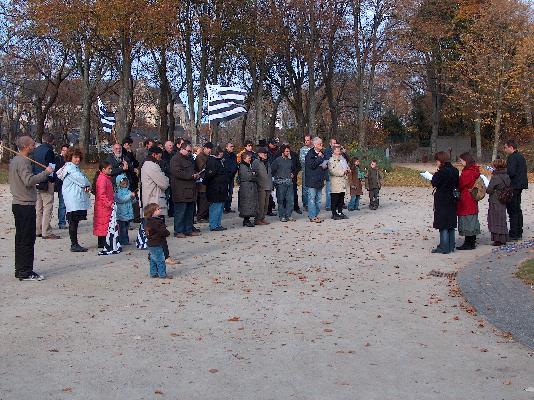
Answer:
[
  {"left": 383, "top": 166, "right": 432, "bottom": 187},
  {"left": 516, "top": 258, "right": 534, "bottom": 285},
  {"left": 0, "top": 166, "right": 7, "bottom": 184}
]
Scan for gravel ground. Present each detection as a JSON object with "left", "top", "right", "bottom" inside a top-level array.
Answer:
[{"left": 0, "top": 184, "right": 533, "bottom": 400}]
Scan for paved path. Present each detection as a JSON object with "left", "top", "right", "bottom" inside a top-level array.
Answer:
[
  {"left": 458, "top": 244, "right": 534, "bottom": 349},
  {"left": 1, "top": 185, "right": 533, "bottom": 399}
]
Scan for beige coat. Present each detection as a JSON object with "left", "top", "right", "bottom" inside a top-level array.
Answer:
[
  {"left": 141, "top": 159, "right": 169, "bottom": 213},
  {"left": 328, "top": 155, "right": 349, "bottom": 193}
]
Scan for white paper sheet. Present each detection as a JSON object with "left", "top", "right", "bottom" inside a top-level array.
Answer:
[{"left": 420, "top": 171, "right": 433, "bottom": 181}]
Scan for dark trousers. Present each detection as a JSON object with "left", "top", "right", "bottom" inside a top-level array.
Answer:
[
  {"left": 224, "top": 176, "right": 235, "bottom": 211},
  {"left": 197, "top": 191, "right": 209, "bottom": 220},
  {"left": 268, "top": 193, "right": 276, "bottom": 213},
  {"left": 166, "top": 187, "right": 174, "bottom": 217},
  {"left": 69, "top": 220, "right": 79, "bottom": 246},
  {"left": 293, "top": 182, "right": 300, "bottom": 211},
  {"left": 12, "top": 204, "right": 36, "bottom": 278},
  {"left": 507, "top": 189, "right": 523, "bottom": 238},
  {"left": 369, "top": 188, "right": 380, "bottom": 209},
  {"left": 330, "top": 192, "right": 345, "bottom": 216}
]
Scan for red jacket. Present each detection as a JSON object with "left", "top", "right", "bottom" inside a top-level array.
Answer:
[
  {"left": 456, "top": 164, "right": 480, "bottom": 216},
  {"left": 93, "top": 173, "right": 114, "bottom": 236}
]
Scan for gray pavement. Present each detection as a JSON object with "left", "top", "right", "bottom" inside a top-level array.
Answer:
[{"left": 458, "top": 243, "right": 534, "bottom": 349}]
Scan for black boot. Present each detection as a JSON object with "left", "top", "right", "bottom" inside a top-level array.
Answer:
[
  {"left": 457, "top": 236, "right": 474, "bottom": 250},
  {"left": 69, "top": 222, "right": 88, "bottom": 252}
]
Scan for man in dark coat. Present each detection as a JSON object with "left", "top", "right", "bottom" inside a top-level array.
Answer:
[
  {"left": 204, "top": 146, "right": 228, "bottom": 231},
  {"left": 32, "top": 134, "right": 59, "bottom": 239},
  {"left": 305, "top": 137, "right": 326, "bottom": 222},
  {"left": 504, "top": 139, "right": 528, "bottom": 240},
  {"left": 120, "top": 137, "right": 140, "bottom": 221},
  {"left": 195, "top": 142, "right": 213, "bottom": 223},
  {"left": 222, "top": 142, "right": 238, "bottom": 213},
  {"left": 170, "top": 143, "right": 201, "bottom": 238},
  {"left": 161, "top": 140, "right": 176, "bottom": 217},
  {"left": 431, "top": 151, "right": 460, "bottom": 254}
]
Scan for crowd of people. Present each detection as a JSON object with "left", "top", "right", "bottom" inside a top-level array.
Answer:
[
  {"left": 8, "top": 133, "right": 528, "bottom": 281},
  {"left": 431, "top": 139, "right": 528, "bottom": 254}
]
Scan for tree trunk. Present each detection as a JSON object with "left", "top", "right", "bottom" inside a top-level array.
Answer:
[
  {"left": 307, "top": 4, "right": 316, "bottom": 139},
  {"left": 79, "top": 89, "right": 92, "bottom": 156},
  {"left": 157, "top": 49, "right": 170, "bottom": 143},
  {"left": 241, "top": 110, "right": 248, "bottom": 146},
  {"left": 255, "top": 67, "right": 265, "bottom": 143},
  {"left": 195, "top": 36, "right": 208, "bottom": 137},
  {"left": 524, "top": 92, "right": 533, "bottom": 128},
  {"left": 268, "top": 94, "right": 282, "bottom": 139},
  {"left": 185, "top": 23, "right": 196, "bottom": 144},
  {"left": 492, "top": 88, "right": 503, "bottom": 161},
  {"left": 115, "top": 33, "right": 133, "bottom": 143},
  {"left": 168, "top": 95, "right": 176, "bottom": 142},
  {"left": 33, "top": 100, "right": 45, "bottom": 142},
  {"left": 474, "top": 110, "right": 482, "bottom": 161}
]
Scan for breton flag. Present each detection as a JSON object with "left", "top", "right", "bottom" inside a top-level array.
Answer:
[
  {"left": 98, "top": 97, "right": 116, "bottom": 134},
  {"left": 98, "top": 202, "right": 122, "bottom": 256},
  {"left": 136, "top": 220, "right": 148, "bottom": 249},
  {"left": 207, "top": 85, "right": 247, "bottom": 124}
]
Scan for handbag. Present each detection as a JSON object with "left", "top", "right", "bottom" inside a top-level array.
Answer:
[{"left": 498, "top": 185, "right": 513, "bottom": 204}]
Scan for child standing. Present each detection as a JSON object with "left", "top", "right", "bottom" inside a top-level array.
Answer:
[
  {"left": 92, "top": 161, "right": 114, "bottom": 248},
  {"left": 144, "top": 203, "right": 171, "bottom": 279},
  {"left": 348, "top": 158, "right": 364, "bottom": 211},
  {"left": 365, "top": 160, "right": 384, "bottom": 210},
  {"left": 114, "top": 174, "right": 135, "bottom": 245}
]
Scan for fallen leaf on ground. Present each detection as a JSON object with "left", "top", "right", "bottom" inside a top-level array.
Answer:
[
  {"left": 208, "top": 368, "right": 218, "bottom": 373},
  {"left": 227, "top": 316, "right": 240, "bottom": 322}
]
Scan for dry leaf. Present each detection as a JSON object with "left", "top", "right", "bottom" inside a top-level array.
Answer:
[{"left": 227, "top": 316, "right": 240, "bottom": 322}]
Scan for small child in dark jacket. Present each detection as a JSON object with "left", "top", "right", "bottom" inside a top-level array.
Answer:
[
  {"left": 144, "top": 203, "right": 171, "bottom": 279},
  {"left": 365, "top": 159, "right": 384, "bottom": 210}
]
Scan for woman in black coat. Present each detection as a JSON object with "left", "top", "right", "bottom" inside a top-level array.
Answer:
[
  {"left": 431, "top": 151, "right": 460, "bottom": 254},
  {"left": 204, "top": 147, "right": 229, "bottom": 231}
]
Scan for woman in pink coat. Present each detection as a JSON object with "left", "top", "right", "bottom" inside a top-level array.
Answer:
[{"left": 92, "top": 161, "right": 114, "bottom": 248}]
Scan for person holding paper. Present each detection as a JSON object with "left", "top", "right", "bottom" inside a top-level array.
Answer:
[
  {"left": 430, "top": 151, "right": 459, "bottom": 254},
  {"left": 456, "top": 152, "right": 481, "bottom": 250},
  {"left": 32, "top": 134, "right": 60, "bottom": 239}
]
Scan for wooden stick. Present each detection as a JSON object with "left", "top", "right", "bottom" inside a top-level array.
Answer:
[{"left": 0, "top": 144, "right": 48, "bottom": 169}]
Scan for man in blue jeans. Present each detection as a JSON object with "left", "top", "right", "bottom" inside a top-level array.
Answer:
[
  {"left": 271, "top": 145, "right": 295, "bottom": 222},
  {"left": 299, "top": 135, "right": 312, "bottom": 211},
  {"left": 170, "top": 143, "right": 201, "bottom": 238},
  {"left": 304, "top": 137, "right": 326, "bottom": 223}
]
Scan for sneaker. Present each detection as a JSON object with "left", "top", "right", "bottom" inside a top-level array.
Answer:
[
  {"left": 187, "top": 231, "right": 201, "bottom": 236},
  {"left": 287, "top": 217, "right": 296, "bottom": 222},
  {"left": 192, "top": 226, "right": 201, "bottom": 232},
  {"left": 151, "top": 274, "right": 158, "bottom": 278},
  {"left": 294, "top": 209, "right": 303, "bottom": 214},
  {"left": 280, "top": 217, "right": 288, "bottom": 222},
  {"left": 174, "top": 233, "right": 187, "bottom": 238},
  {"left": 339, "top": 213, "right": 348, "bottom": 219},
  {"left": 160, "top": 275, "right": 173, "bottom": 279},
  {"left": 19, "top": 272, "right": 45, "bottom": 281},
  {"left": 197, "top": 218, "right": 208, "bottom": 224}
]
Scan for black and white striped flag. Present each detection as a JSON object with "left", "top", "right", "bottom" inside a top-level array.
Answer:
[
  {"left": 136, "top": 220, "right": 148, "bottom": 249},
  {"left": 98, "top": 97, "right": 116, "bottom": 134},
  {"left": 98, "top": 203, "right": 122, "bottom": 255},
  {"left": 207, "top": 85, "right": 247, "bottom": 124}
]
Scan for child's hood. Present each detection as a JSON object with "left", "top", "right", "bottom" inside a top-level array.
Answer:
[{"left": 115, "top": 173, "right": 129, "bottom": 186}]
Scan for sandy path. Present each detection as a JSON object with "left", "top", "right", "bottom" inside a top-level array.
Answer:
[{"left": 0, "top": 185, "right": 532, "bottom": 400}]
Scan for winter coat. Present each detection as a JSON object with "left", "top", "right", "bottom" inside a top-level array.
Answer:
[
  {"left": 431, "top": 162, "right": 460, "bottom": 230},
  {"left": 61, "top": 162, "right": 91, "bottom": 213},
  {"left": 486, "top": 169, "right": 511, "bottom": 235},
  {"left": 251, "top": 158, "right": 272, "bottom": 191},
  {"left": 144, "top": 217, "right": 170, "bottom": 247},
  {"left": 54, "top": 155, "right": 66, "bottom": 193},
  {"left": 141, "top": 156, "right": 169, "bottom": 213},
  {"left": 204, "top": 156, "right": 228, "bottom": 203},
  {"left": 304, "top": 148, "right": 326, "bottom": 189},
  {"left": 222, "top": 151, "right": 239, "bottom": 176},
  {"left": 486, "top": 169, "right": 511, "bottom": 204},
  {"left": 348, "top": 165, "right": 364, "bottom": 196},
  {"left": 32, "top": 143, "right": 56, "bottom": 184},
  {"left": 93, "top": 172, "right": 114, "bottom": 236},
  {"left": 170, "top": 153, "right": 197, "bottom": 203},
  {"left": 195, "top": 152, "right": 209, "bottom": 193},
  {"left": 457, "top": 163, "right": 480, "bottom": 216},
  {"left": 328, "top": 155, "right": 349, "bottom": 193},
  {"left": 271, "top": 156, "right": 294, "bottom": 181},
  {"left": 506, "top": 150, "right": 528, "bottom": 190},
  {"left": 114, "top": 174, "right": 134, "bottom": 222},
  {"left": 365, "top": 167, "right": 384, "bottom": 190},
  {"left": 238, "top": 162, "right": 258, "bottom": 218}
]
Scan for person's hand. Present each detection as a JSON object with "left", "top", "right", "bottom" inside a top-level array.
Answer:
[
  {"left": 134, "top": 168, "right": 139, "bottom": 175},
  {"left": 291, "top": 173, "right": 294, "bottom": 179},
  {"left": 122, "top": 160, "right": 128, "bottom": 170},
  {"left": 317, "top": 152, "right": 323, "bottom": 158},
  {"left": 193, "top": 173, "right": 200, "bottom": 179},
  {"left": 130, "top": 192, "right": 136, "bottom": 198},
  {"left": 84, "top": 186, "right": 91, "bottom": 193},
  {"left": 45, "top": 166, "right": 54, "bottom": 174}
]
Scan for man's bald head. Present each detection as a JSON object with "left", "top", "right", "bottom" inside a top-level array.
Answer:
[{"left": 16, "top": 136, "right": 35, "bottom": 151}]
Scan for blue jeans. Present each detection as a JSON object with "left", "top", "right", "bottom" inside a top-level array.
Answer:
[
  {"left": 58, "top": 191, "right": 66, "bottom": 227},
  {"left": 148, "top": 245, "right": 167, "bottom": 277},
  {"left": 438, "top": 229, "right": 456, "bottom": 253},
  {"left": 225, "top": 176, "right": 235, "bottom": 211},
  {"left": 118, "top": 220, "right": 130, "bottom": 245},
  {"left": 348, "top": 195, "right": 360, "bottom": 210},
  {"left": 307, "top": 187, "right": 322, "bottom": 219},
  {"left": 275, "top": 183, "right": 294, "bottom": 219},
  {"left": 174, "top": 202, "right": 194, "bottom": 234},
  {"left": 325, "top": 179, "right": 331, "bottom": 209},
  {"left": 209, "top": 202, "right": 224, "bottom": 229},
  {"left": 301, "top": 174, "right": 309, "bottom": 209}
]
